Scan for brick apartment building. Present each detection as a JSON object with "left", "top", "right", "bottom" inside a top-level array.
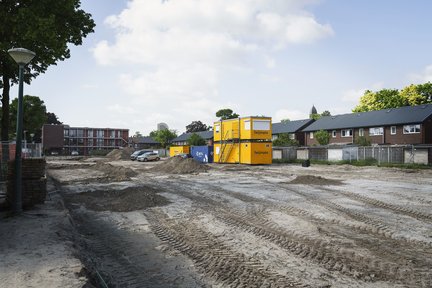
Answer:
[{"left": 42, "top": 124, "right": 129, "bottom": 155}]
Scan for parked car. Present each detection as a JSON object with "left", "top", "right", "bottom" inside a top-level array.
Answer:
[
  {"left": 137, "top": 152, "right": 160, "bottom": 162},
  {"left": 130, "top": 149, "right": 152, "bottom": 161},
  {"left": 173, "top": 153, "right": 192, "bottom": 159},
  {"left": 71, "top": 151, "right": 79, "bottom": 156}
]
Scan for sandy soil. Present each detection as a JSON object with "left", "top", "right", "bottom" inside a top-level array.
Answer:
[
  {"left": 3, "top": 156, "right": 432, "bottom": 287},
  {"left": 0, "top": 178, "right": 86, "bottom": 288}
]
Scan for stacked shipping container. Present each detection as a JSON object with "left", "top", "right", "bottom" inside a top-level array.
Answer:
[{"left": 214, "top": 117, "right": 272, "bottom": 164}]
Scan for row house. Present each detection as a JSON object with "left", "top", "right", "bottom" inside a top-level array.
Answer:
[
  {"left": 129, "top": 136, "right": 161, "bottom": 150},
  {"left": 42, "top": 124, "right": 129, "bottom": 155},
  {"left": 171, "top": 131, "right": 214, "bottom": 146},
  {"left": 302, "top": 104, "right": 432, "bottom": 146},
  {"left": 272, "top": 119, "right": 315, "bottom": 146}
]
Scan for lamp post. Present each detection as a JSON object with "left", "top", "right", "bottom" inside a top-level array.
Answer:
[{"left": 8, "top": 48, "right": 36, "bottom": 213}]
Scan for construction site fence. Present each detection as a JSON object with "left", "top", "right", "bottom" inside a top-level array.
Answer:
[{"left": 273, "top": 145, "right": 432, "bottom": 165}]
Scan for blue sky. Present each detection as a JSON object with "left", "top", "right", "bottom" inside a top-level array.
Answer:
[{"left": 14, "top": 0, "right": 432, "bottom": 135}]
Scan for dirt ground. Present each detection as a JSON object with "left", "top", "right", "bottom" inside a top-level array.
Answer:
[{"left": 3, "top": 156, "right": 432, "bottom": 287}]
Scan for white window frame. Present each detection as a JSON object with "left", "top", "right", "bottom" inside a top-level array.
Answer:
[
  {"left": 390, "top": 126, "right": 396, "bottom": 135},
  {"left": 341, "top": 129, "right": 353, "bottom": 137},
  {"left": 369, "top": 127, "right": 384, "bottom": 136},
  {"left": 215, "top": 124, "right": 220, "bottom": 133},
  {"left": 332, "top": 130, "right": 337, "bottom": 138},
  {"left": 310, "top": 132, "right": 314, "bottom": 139},
  {"left": 289, "top": 133, "right": 295, "bottom": 140},
  {"left": 403, "top": 124, "right": 420, "bottom": 134},
  {"left": 359, "top": 128, "right": 364, "bottom": 137}
]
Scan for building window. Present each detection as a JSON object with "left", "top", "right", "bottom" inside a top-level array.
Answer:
[
  {"left": 310, "top": 132, "right": 314, "bottom": 139},
  {"left": 332, "top": 130, "right": 336, "bottom": 138},
  {"left": 253, "top": 120, "right": 270, "bottom": 130},
  {"left": 369, "top": 127, "right": 384, "bottom": 136},
  {"left": 77, "top": 129, "right": 84, "bottom": 137},
  {"left": 87, "top": 129, "right": 93, "bottom": 138},
  {"left": 215, "top": 124, "right": 220, "bottom": 133},
  {"left": 64, "top": 129, "right": 69, "bottom": 137},
  {"left": 96, "top": 130, "right": 104, "bottom": 138},
  {"left": 403, "top": 124, "right": 420, "bottom": 134},
  {"left": 244, "top": 120, "right": 250, "bottom": 130},
  {"left": 341, "top": 129, "right": 353, "bottom": 137},
  {"left": 272, "top": 134, "right": 278, "bottom": 141},
  {"left": 69, "top": 129, "right": 77, "bottom": 137},
  {"left": 390, "top": 126, "right": 396, "bottom": 135},
  {"left": 289, "top": 133, "right": 295, "bottom": 140},
  {"left": 359, "top": 128, "right": 364, "bottom": 137},
  {"left": 110, "top": 130, "right": 115, "bottom": 138}
]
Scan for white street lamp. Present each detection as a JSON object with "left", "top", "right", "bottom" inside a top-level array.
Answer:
[{"left": 8, "top": 47, "right": 36, "bottom": 213}]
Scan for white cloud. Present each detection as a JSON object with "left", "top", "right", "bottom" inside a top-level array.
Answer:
[
  {"left": 410, "top": 64, "right": 432, "bottom": 83},
  {"left": 273, "top": 109, "right": 308, "bottom": 122},
  {"left": 341, "top": 82, "right": 384, "bottom": 103},
  {"left": 92, "top": 0, "right": 333, "bottom": 133}
]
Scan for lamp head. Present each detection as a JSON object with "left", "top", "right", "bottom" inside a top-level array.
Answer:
[{"left": 8, "top": 48, "right": 36, "bottom": 66}]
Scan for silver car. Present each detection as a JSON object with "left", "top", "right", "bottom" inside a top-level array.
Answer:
[{"left": 137, "top": 151, "right": 160, "bottom": 162}]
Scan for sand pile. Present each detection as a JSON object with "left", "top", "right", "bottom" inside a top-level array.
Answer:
[
  {"left": 93, "top": 162, "right": 138, "bottom": 181},
  {"left": 64, "top": 186, "right": 169, "bottom": 212},
  {"left": 290, "top": 175, "right": 342, "bottom": 186},
  {"left": 153, "top": 157, "right": 209, "bottom": 174},
  {"left": 106, "top": 147, "right": 134, "bottom": 160}
]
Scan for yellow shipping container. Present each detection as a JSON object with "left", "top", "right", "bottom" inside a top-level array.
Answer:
[
  {"left": 239, "top": 117, "right": 272, "bottom": 141},
  {"left": 214, "top": 142, "right": 240, "bottom": 163},
  {"left": 169, "top": 145, "right": 190, "bottom": 157},
  {"left": 240, "top": 142, "right": 272, "bottom": 165},
  {"left": 213, "top": 118, "right": 240, "bottom": 141},
  {"left": 214, "top": 116, "right": 272, "bottom": 142}
]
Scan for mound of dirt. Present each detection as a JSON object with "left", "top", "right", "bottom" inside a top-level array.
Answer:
[
  {"left": 290, "top": 175, "right": 343, "bottom": 186},
  {"left": 153, "top": 157, "right": 209, "bottom": 174},
  {"left": 106, "top": 147, "right": 134, "bottom": 160},
  {"left": 64, "top": 186, "right": 169, "bottom": 212},
  {"left": 93, "top": 162, "right": 138, "bottom": 181}
]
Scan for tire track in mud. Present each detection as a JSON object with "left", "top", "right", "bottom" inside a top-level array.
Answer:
[
  {"left": 320, "top": 187, "right": 432, "bottom": 223},
  {"left": 211, "top": 208, "right": 427, "bottom": 287},
  {"left": 162, "top": 178, "right": 432, "bottom": 250},
  {"left": 146, "top": 209, "right": 308, "bottom": 288},
  {"left": 69, "top": 210, "right": 205, "bottom": 288},
  {"left": 157, "top": 178, "right": 432, "bottom": 287}
]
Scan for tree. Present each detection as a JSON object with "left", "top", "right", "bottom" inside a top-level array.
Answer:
[
  {"left": 315, "top": 130, "right": 330, "bottom": 145},
  {"left": 216, "top": 108, "right": 239, "bottom": 120},
  {"left": 0, "top": 0, "right": 95, "bottom": 161},
  {"left": 187, "top": 133, "right": 206, "bottom": 146},
  {"left": 186, "top": 120, "right": 210, "bottom": 133},
  {"left": 355, "top": 136, "right": 371, "bottom": 146},
  {"left": 153, "top": 129, "right": 177, "bottom": 148},
  {"left": 9, "top": 95, "right": 47, "bottom": 142},
  {"left": 321, "top": 110, "right": 331, "bottom": 116},
  {"left": 280, "top": 118, "right": 290, "bottom": 123},
  {"left": 272, "top": 133, "right": 299, "bottom": 147},
  {"left": 133, "top": 131, "right": 143, "bottom": 138},
  {"left": 400, "top": 82, "right": 432, "bottom": 106},
  {"left": 46, "top": 112, "right": 62, "bottom": 124},
  {"left": 353, "top": 89, "right": 407, "bottom": 112}
]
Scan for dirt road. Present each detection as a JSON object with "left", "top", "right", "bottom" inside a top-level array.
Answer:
[{"left": 48, "top": 157, "right": 432, "bottom": 287}]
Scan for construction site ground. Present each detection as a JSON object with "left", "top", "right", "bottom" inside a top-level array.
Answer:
[{"left": 1, "top": 155, "right": 432, "bottom": 287}]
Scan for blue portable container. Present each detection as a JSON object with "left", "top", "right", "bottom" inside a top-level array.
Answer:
[{"left": 191, "top": 146, "right": 213, "bottom": 163}]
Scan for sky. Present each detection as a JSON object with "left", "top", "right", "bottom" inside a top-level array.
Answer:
[{"left": 13, "top": 0, "right": 432, "bottom": 135}]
